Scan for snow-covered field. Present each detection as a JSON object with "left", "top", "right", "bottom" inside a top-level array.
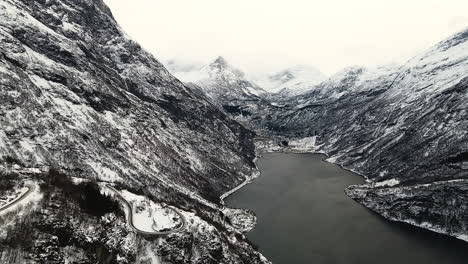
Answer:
[{"left": 119, "top": 190, "right": 182, "bottom": 232}]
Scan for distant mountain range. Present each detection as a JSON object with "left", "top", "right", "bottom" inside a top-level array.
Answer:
[
  {"left": 216, "top": 27, "right": 468, "bottom": 243},
  {"left": 166, "top": 57, "right": 326, "bottom": 96},
  {"left": 168, "top": 56, "right": 266, "bottom": 104},
  {"left": 169, "top": 27, "right": 468, "bottom": 244},
  {"left": 255, "top": 65, "right": 327, "bottom": 95}
]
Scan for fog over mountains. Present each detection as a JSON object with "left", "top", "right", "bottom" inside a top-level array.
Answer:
[
  {"left": 167, "top": 57, "right": 327, "bottom": 96},
  {"left": 169, "top": 27, "right": 468, "bottom": 244},
  {"left": 178, "top": 27, "right": 468, "bottom": 244}
]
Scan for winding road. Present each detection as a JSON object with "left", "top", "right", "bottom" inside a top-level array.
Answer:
[
  {"left": 106, "top": 185, "right": 187, "bottom": 235},
  {"left": 0, "top": 183, "right": 35, "bottom": 214}
]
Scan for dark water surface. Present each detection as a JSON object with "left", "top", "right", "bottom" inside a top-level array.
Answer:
[{"left": 226, "top": 153, "right": 468, "bottom": 264}]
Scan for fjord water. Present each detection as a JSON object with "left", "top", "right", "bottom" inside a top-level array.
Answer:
[{"left": 226, "top": 153, "right": 468, "bottom": 264}]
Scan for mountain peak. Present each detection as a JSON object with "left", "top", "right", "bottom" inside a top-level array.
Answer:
[
  {"left": 210, "top": 56, "right": 230, "bottom": 69},
  {"left": 214, "top": 56, "right": 227, "bottom": 63},
  {"left": 206, "top": 56, "right": 248, "bottom": 79}
]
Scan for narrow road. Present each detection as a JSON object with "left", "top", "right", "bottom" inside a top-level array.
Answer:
[
  {"left": 0, "top": 183, "right": 35, "bottom": 213},
  {"left": 106, "top": 185, "right": 187, "bottom": 235}
]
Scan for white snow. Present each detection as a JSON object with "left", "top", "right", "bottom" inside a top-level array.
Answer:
[
  {"left": 288, "top": 136, "right": 321, "bottom": 152},
  {"left": 178, "top": 210, "right": 215, "bottom": 233},
  {"left": 270, "top": 102, "right": 285, "bottom": 107},
  {"left": 28, "top": 74, "right": 52, "bottom": 89},
  {"left": 165, "top": 57, "right": 266, "bottom": 99},
  {"left": 144, "top": 245, "right": 162, "bottom": 264},
  {"left": 325, "top": 155, "right": 340, "bottom": 163},
  {"left": 243, "top": 86, "right": 261, "bottom": 96},
  {"left": 119, "top": 190, "right": 181, "bottom": 232},
  {"left": 255, "top": 65, "right": 327, "bottom": 94},
  {"left": 87, "top": 161, "right": 122, "bottom": 182},
  {"left": 19, "top": 139, "right": 35, "bottom": 153},
  {"left": 374, "top": 178, "right": 400, "bottom": 188}
]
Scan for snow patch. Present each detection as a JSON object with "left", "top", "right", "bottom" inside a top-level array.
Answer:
[
  {"left": 374, "top": 178, "right": 400, "bottom": 187},
  {"left": 243, "top": 86, "right": 261, "bottom": 96},
  {"left": 87, "top": 161, "right": 122, "bottom": 182},
  {"left": 119, "top": 190, "right": 182, "bottom": 232},
  {"left": 288, "top": 136, "right": 321, "bottom": 152}
]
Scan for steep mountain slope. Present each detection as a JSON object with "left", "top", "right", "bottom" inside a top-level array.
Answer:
[
  {"left": 0, "top": 0, "right": 268, "bottom": 263},
  {"left": 255, "top": 65, "right": 326, "bottom": 95},
  {"left": 167, "top": 56, "right": 268, "bottom": 118},
  {"left": 252, "top": 28, "right": 468, "bottom": 241}
]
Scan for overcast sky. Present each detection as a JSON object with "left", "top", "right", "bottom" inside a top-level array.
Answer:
[{"left": 104, "top": 0, "right": 468, "bottom": 76}]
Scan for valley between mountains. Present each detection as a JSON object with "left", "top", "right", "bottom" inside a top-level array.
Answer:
[
  {"left": 0, "top": 0, "right": 468, "bottom": 263},
  {"left": 168, "top": 26, "right": 468, "bottom": 245}
]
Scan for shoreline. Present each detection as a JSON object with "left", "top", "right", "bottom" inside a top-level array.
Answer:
[
  {"left": 219, "top": 141, "right": 349, "bottom": 207},
  {"left": 220, "top": 173, "right": 258, "bottom": 205},
  {"left": 225, "top": 138, "right": 468, "bottom": 245},
  {"left": 220, "top": 153, "right": 262, "bottom": 205},
  {"left": 259, "top": 142, "right": 370, "bottom": 180}
]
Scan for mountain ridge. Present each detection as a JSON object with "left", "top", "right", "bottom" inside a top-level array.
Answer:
[
  {"left": 245, "top": 26, "right": 468, "bottom": 242},
  {"left": 255, "top": 64, "right": 327, "bottom": 95},
  {"left": 166, "top": 56, "right": 268, "bottom": 122},
  {"left": 0, "top": 0, "right": 270, "bottom": 263}
]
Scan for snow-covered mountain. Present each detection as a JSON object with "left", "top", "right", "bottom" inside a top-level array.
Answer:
[
  {"left": 168, "top": 56, "right": 267, "bottom": 104},
  {"left": 248, "top": 27, "right": 468, "bottom": 242},
  {"left": 256, "top": 65, "right": 327, "bottom": 95},
  {"left": 167, "top": 56, "right": 270, "bottom": 122},
  {"left": 0, "top": 0, "right": 269, "bottom": 263},
  {"left": 2, "top": 0, "right": 468, "bottom": 259}
]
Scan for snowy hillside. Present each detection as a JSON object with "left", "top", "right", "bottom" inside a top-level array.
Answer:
[
  {"left": 0, "top": 0, "right": 269, "bottom": 263},
  {"left": 245, "top": 27, "right": 468, "bottom": 242},
  {"left": 255, "top": 65, "right": 327, "bottom": 95},
  {"left": 167, "top": 56, "right": 267, "bottom": 103}
]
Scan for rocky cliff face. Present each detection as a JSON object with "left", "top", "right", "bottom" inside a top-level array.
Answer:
[
  {"left": 0, "top": 0, "right": 269, "bottom": 263},
  {"left": 248, "top": 28, "right": 468, "bottom": 241}
]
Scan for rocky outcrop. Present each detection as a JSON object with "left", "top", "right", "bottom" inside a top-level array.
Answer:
[{"left": 346, "top": 179, "right": 468, "bottom": 242}]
